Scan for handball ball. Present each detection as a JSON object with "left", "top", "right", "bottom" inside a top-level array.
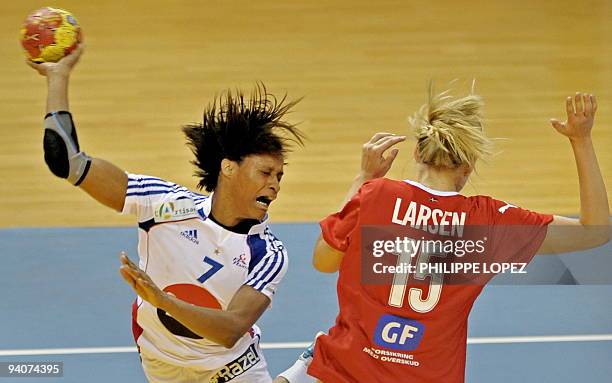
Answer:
[{"left": 21, "top": 7, "right": 82, "bottom": 63}]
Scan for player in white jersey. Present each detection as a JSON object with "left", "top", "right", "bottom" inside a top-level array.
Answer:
[
  {"left": 121, "top": 175, "right": 289, "bottom": 376},
  {"left": 27, "top": 46, "right": 304, "bottom": 382}
]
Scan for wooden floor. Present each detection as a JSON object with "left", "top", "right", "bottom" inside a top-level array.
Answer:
[{"left": 0, "top": 0, "right": 610, "bottom": 227}]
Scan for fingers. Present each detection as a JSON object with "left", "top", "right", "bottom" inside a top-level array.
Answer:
[
  {"left": 120, "top": 264, "right": 152, "bottom": 297},
  {"left": 119, "top": 256, "right": 140, "bottom": 280},
  {"left": 360, "top": 133, "right": 405, "bottom": 179},
  {"left": 585, "top": 94, "right": 597, "bottom": 116},
  {"left": 583, "top": 94, "right": 593, "bottom": 116},
  {"left": 25, "top": 59, "right": 39, "bottom": 70},
  {"left": 118, "top": 251, "right": 162, "bottom": 305},
  {"left": 382, "top": 148, "right": 400, "bottom": 168},
  {"left": 549, "top": 118, "right": 565, "bottom": 133},
  {"left": 367, "top": 132, "right": 395, "bottom": 144},
  {"left": 372, "top": 135, "right": 406, "bottom": 152},
  {"left": 119, "top": 252, "right": 146, "bottom": 283},
  {"left": 119, "top": 252, "right": 157, "bottom": 288},
  {"left": 553, "top": 92, "right": 597, "bottom": 139},
  {"left": 120, "top": 251, "right": 138, "bottom": 269},
  {"left": 120, "top": 263, "right": 139, "bottom": 279},
  {"left": 61, "top": 44, "right": 85, "bottom": 67},
  {"left": 567, "top": 92, "right": 597, "bottom": 117},
  {"left": 119, "top": 265, "right": 138, "bottom": 290},
  {"left": 75, "top": 43, "right": 86, "bottom": 55},
  {"left": 574, "top": 93, "right": 583, "bottom": 115},
  {"left": 119, "top": 266, "right": 134, "bottom": 283},
  {"left": 566, "top": 97, "right": 574, "bottom": 116},
  {"left": 364, "top": 133, "right": 406, "bottom": 153},
  {"left": 25, "top": 59, "right": 46, "bottom": 75},
  {"left": 120, "top": 251, "right": 130, "bottom": 264}
]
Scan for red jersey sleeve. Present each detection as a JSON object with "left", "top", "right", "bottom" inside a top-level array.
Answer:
[
  {"left": 320, "top": 180, "right": 381, "bottom": 252},
  {"left": 489, "top": 199, "right": 554, "bottom": 265},
  {"left": 320, "top": 191, "right": 361, "bottom": 252}
]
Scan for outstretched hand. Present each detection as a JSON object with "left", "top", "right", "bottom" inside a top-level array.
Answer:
[
  {"left": 25, "top": 44, "right": 84, "bottom": 78},
  {"left": 119, "top": 252, "right": 169, "bottom": 310},
  {"left": 550, "top": 92, "right": 597, "bottom": 141},
  {"left": 360, "top": 132, "right": 406, "bottom": 180}
]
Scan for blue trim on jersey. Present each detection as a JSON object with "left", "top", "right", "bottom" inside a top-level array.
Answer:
[
  {"left": 257, "top": 249, "right": 286, "bottom": 291},
  {"left": 126, "top": 189, "right": 200, "bottom": 198},
  {"left": 246, "top": 249, "right": 272, "bottom": 284},
  {"left": 197, "top": 207, "right": 207, "bottom": 220},
  {"left": 127, "top": 182, "right": 177, "bottom": 190},
  {"left": 128, "top": 176, "right": 167, "bottom": 183},
  {"left": 126, "top": 190, "right": 180, "bottom": 197},
  {"left": 127, "top": 185, "right": 184, "bottom": 194},
  {"left": 127, "top": 181, "right": 208, "bottom": 201},
  {"left": 127, "top": 175, "right": 209, "bottom": 201},
  {"left": 247, "top": 234, "right": 268, "bottom": 274},
  {"left": 246, "top": 230, "right": 287, "bottom": 291},
  {"left": 247, "top": 254, "right": 272, "bottom": 284},
  {"left": 251, "top": 249, "right": 284, "bottom": 291}
]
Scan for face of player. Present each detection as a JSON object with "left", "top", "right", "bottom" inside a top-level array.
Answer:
[{"left": 230, "top": 153, "right": 285, "bottom": 220}]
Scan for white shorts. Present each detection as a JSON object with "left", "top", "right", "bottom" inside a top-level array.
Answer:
[{"left": 140, "top": 335, "right": 272, "bottom": 383}]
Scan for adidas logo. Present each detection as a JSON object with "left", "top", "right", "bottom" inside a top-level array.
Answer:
[{"left": 180, "top": 229, "right": 199, "bottom": 245}]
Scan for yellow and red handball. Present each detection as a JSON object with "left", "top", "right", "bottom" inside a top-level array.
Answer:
[{"left": 20, "top": 7, "right": 82, "bottom": 63}]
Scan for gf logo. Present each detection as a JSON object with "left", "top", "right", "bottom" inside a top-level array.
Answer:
[{"left": 373, "top": 314, "right": 424, "bottom": 351}]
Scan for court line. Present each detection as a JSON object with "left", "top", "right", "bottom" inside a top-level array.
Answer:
[{"left": 1, "top": 335, "right": 612, "bottom": 356}]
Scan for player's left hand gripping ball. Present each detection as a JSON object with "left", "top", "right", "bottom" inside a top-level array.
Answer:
[{"left": 21, "top": 7, "right": 82, "bottom": 63}]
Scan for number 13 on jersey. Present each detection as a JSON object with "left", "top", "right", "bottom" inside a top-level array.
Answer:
[{"left": 388, "top": 242, "right": 447, "bottom": 313}]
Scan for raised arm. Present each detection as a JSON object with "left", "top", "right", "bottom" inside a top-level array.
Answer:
[
  {"left": 26, "top": 46, "right": 127, "bottom": 212},
  {"left": 313, "top": 133, "right": 405, "bottom": 273},
  {"left": 538, "top": 93, "right": 610, "bottom": 254}
]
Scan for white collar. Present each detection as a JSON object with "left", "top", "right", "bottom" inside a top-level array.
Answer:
[
  {"left": 403, "top": 179, "right": 460, "bottom": 196},
  {"left": 201, "top": 192, "right": 268, "bottom": 235}
]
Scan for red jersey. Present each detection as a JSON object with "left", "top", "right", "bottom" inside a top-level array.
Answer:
[{"left": 308, "top": 178, "right": 553, "bottom": 383}]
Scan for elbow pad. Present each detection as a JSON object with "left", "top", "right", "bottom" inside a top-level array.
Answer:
[{"left": 43, "top": 111, "right": 92, "bottom": 185}]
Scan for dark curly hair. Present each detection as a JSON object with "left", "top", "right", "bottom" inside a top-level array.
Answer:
[{"left": 182, "top": 84, "right": 305, "bottom": 192}]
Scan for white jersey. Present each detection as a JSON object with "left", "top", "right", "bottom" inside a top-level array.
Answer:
[{"left": 122, "top": 173, "right": 288, "bottom": 369}]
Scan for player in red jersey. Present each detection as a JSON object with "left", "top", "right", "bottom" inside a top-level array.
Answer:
[{"left": 301, "top": 88, "right": 609, "bottom": 383}]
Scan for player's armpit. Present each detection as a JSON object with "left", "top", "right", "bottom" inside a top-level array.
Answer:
[
  {"left": 79, "top": 158, "right": 128, "bottom": 212},
  {"left": 312, "top": 235, "right": 344, "bottom": 273},
  {"left": 537, "top": 215, "right": 611, "bottom": 254}
]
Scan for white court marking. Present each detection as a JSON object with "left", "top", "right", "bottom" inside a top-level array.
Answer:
[{"left": 1, "top": 335, "right": 611, "bottom": 356}]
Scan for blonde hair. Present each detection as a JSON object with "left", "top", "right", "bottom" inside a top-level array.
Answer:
[{"left": 409, "top": 83, "right": 492, "bottom": 169}]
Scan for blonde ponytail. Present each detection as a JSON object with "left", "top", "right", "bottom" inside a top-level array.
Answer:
[{"left": 409, "top": 83, "right": 492, "bottom": 168}]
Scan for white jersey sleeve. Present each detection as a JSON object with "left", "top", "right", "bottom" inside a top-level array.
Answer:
[
  {"left": 122, "top": 173, "right": 206, "bottom": 223},
  {"left": 245, "top": 228, "right": 289, "bottom": 300}
]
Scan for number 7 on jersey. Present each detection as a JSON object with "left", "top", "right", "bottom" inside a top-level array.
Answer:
[{"left": 197, "top": 256, "right": 224, "bottom": 284}]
